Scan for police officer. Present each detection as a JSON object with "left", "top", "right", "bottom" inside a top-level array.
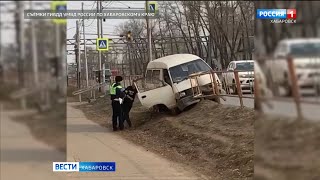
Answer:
[
  {"left": 122, "top": 85, "right": 137, "bottom": 127},
  {"left": 110, "top": 76, "right": 125, "bottom": 131}
]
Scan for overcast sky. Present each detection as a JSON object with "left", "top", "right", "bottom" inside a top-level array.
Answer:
[
  {"left": 0, "top": 1, "right": 53, "bottom": 44},
  {"left": 67, "top": 1, "right": 146, "bottom": 63},
  {"left": 0, "top": 1, "right": 146, "bottom": 63}
]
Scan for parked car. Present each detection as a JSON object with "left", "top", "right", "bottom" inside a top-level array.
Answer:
[
  {"left": 222, "top": 60, "right": 254, "bottom": 94},
  {"left": 134, "top": 54, "right": 224, "bottom": 112},
  {"left": 296, "top": 68, "right": 320, "bottom": 95},
  {"left": 265, "top": 38, "right": 320, "bottom": 96}
]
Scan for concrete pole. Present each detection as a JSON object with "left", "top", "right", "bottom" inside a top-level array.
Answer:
[
  {"left": 76, "top": 20, "right": 81, "bottom": 89},
  {"left": 0, "top": 3, "right": 3, "bottom": 82},
  {"left": 30, "top": 1, "right": 39, "bottom": 86},
  {"left": 16, "top": 1, "right": 25, "bottom": 87},
  {"left": 82, "top": 2, "right": 89, "bottom": 87},
  {"left": 146, "top": 0, "right": 152, "bottom": 62}
]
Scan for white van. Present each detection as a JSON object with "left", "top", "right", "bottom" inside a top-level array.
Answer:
[{"left": 134, "top": 54, "right": 223, "bottom": 112}]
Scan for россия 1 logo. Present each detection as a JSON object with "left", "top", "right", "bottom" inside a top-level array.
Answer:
[{"left": 256, "top": 9, "right": 296, "bottom": 24}]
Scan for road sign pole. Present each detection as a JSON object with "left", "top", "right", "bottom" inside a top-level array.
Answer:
[
  {"left": 100, "top": 1, "right": 105, "bottom": 86},
  {"left": 97, "top": 1, "right": 102, "bottom": 92}
]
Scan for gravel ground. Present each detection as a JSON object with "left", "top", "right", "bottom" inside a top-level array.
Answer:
[{"left": 255, "top": 115, "right": 320, "bottom": 180}]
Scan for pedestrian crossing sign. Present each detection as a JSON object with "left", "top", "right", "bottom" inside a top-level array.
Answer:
[
  {"left": 147, "top": 1, "right": 158, "bottom": 13},
  {"left": 51, "top": 1, "right": 67, "bottom": 24},
  {"left": 96, "top": 38, "right": 109, "bottom": 51}
]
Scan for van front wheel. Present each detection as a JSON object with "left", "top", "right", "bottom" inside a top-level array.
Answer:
[{"left": 171, "top": 107, "right": 181, "bottom": 115}]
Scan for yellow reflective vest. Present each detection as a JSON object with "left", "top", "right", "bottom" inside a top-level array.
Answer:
[{"left": 109, "top": 83, "right": 122, "bottom": 95}]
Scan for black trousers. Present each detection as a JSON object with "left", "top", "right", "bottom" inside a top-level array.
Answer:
[
  {"left": 112, "top": 101, "right": 123, "bottom": 130},
  {"left": 122, "top": 102, "right": 133, "bottom": 127}
]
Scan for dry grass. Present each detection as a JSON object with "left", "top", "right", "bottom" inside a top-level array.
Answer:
[
  {"left": 255, "top": 116, "right": 320, "bottom": 180},
  {"left": 76, "top": 98, "right": 254, "bottom": 180}
]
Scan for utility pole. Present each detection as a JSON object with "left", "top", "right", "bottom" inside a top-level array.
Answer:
[
  {"left": 0, "top": 3, "right": 2, "bottom": 81},
  {"left": 82, "top": 2, "right": 89, "bottom": 88},
  {"left": 30, "top": 1, "right": 39, "bottom": 86},
  {"left": 76, "top": 20, "right": 81, "bottom": 89},
  {"left": 146, "top": 0, "right": 152, "bottom": 63},
  {"left": 15, "top": 1, "right": 25, "bottom": 87}
]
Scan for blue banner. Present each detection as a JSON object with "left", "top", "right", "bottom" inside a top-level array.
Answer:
[
  {"left": 256, "top": 9, "right": 287, "bottom": 19},
  {"left": 79, "top": 162, "right": 116, "bottom": 172}
]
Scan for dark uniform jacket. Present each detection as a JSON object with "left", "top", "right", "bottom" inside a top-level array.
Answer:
[{"left": 124, "top": 86, "right": 137, "bottom": 105}]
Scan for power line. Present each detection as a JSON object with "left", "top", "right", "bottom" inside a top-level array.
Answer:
[
  {"left": 84, "top": 19, "right": 96, "bottom": 28},
  {"left": 114, "top": 1, "right": 131, "bottom": 8},
  {"left": 67, "top": 26, "right": 76, "bottom": 31}
]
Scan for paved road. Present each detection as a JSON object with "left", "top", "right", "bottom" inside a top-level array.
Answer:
[
  {"left": 67, "top": 102, "right": 207, "bottom": 180},
  {"left": 262, "top": 98, "right": 320, "bottom": 121},
  {"left": 223, "top": 96, "right": 254, "bottom": 108},
  {"left": 221, "top": 95, "right": 320, "bottom": 121},
  {"left": 0, "top": 103, "right": 65, "bottom": 180}
]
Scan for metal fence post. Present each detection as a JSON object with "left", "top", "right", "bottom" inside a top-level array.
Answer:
[
  {"left": 254, "top": 74, "right": 263, "bottom": 113},
  {"left": 21, "top": 97, "right": 26, "bottom": 110},
  {"left": 287, "top": 56, "right": 303, "bottom": 120},
  {"left": 212, "top": 72, "right": 221, "bottom": 104},
  {"left": 234, "top": 71, "right": 244, "bottom": 107}
]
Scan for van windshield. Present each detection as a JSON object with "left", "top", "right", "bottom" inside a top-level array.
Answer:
[{"left": 169, "top": 59, "right": 211, "bottom": 83}]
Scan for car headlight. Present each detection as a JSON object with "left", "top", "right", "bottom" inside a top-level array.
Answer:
[
  {"left": 240, "top": 74, "right": 246, "bottom": 78},
  {"left": 180, "top": 92, "right": 186, "bottom": 98},
  {"left": 175, "top": 92, "right": 186, "bottom": 99}
]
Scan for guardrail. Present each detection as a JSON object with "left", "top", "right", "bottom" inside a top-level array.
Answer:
[
  {"left": 189, "top": 70, "right": 254, "bottom": 107},
  {"left": 255, "top": 56, "right": 320, "bottom": 120},
  {"left": 72, "top": 82, "right": 108, "bottom": 102},
  {"left": 10, "top": 77, "right": 64, "bottom": 109},
  {"left": 72, "top": 75, "right": 143, "bottom": 102}
]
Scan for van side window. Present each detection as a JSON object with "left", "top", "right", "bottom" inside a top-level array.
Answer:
[
  {"left": 152, "top": 70, "right": 160, "bottom": 79},
  {"left": 163, "top": 69, "right": 172, "bottom": 86},
  {"left": 146, "top": 70, "right": 152, "bottom": 83}
]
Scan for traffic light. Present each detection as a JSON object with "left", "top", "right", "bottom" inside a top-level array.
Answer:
[{"left": 127, "top": 31, "right": 132, "bottom": 41}]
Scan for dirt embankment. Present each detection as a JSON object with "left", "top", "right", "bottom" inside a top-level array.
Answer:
[
  {"left": 10, "top": 102, "right": 66, "bottom": 152},
  {"left": 255, "top": 116, "right": 320, "bottom": 180},
  {"left": 76, "top": 97, "right": 254, "bottom": 180},
  {"left": 1, "top": 83, "right": 66, "bottom": 152}
]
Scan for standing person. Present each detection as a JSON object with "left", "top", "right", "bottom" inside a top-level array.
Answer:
[
  {"left": 122, "top": 85, "right": 137, "bottom": 128},
  {"left": 109, "top": 76, "right": 125, "bottom": 131}
]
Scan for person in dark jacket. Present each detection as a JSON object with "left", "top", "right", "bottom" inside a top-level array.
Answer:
[
  {"left": 109, "top": 76, "right": 126, "bottom": 131},
  {"left": 122, "top": 85, "right": 137, "bottom": 128}
]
